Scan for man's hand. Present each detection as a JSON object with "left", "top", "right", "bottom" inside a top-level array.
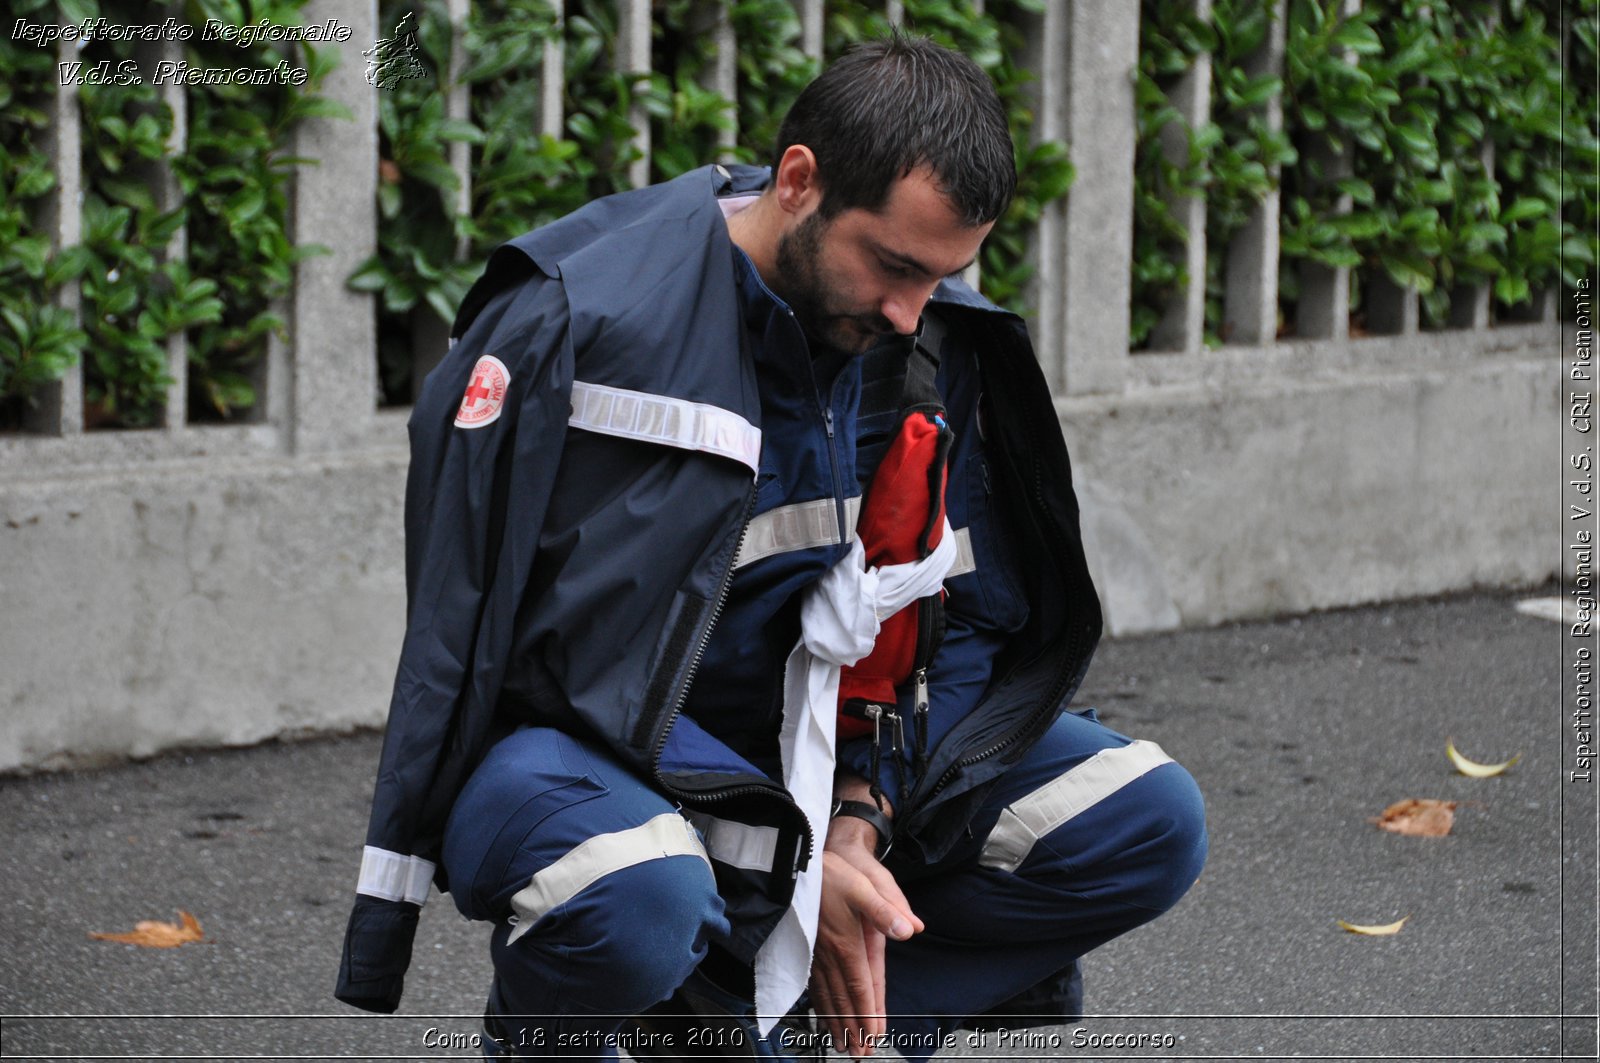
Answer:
[{"left": 809, "top": 793, "right": 923, "bottom": 1058}]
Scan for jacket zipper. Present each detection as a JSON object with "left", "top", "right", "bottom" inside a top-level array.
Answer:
[
  {"left": 648, "top": 482, "right": 815, "bottom": 874},
  {"left": 918, "top": 391, "right": 1084, "bottom": 810},
  {"left": 819, "top": 377, "right": 848, "bottom": 543}
]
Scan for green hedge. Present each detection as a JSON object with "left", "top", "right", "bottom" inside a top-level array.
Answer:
[
  {"left": 5, "top": 2, "right": 1593, "bottom": 424},
  {"left": 0, "top": 0, "right": 339, "bottom": 430},
  {"left": 1, "top": 1, "right": 87, "bottom": 427},
  {"left": 355, "top": 0, "right": 1072, "bottom": 404},
  {"left": 1133, "top": 0, "right": 1597, "bottom": 348}
]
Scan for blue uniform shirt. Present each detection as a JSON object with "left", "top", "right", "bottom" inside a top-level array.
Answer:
[
  {"left": 681, "top": 244, "right": 868, "bottom": 776},
  {"left": 685, "top": 240, "right": 1032, "bottom": 812}
]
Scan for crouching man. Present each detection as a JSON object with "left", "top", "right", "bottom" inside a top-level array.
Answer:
[{"left": 336, "top": 33, "right": 1206, "bottom": 1061}]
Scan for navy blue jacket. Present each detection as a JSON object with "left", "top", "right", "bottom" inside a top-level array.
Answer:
[{"left": 335, "top": 165, "right": 1101, "bottom": 1015}]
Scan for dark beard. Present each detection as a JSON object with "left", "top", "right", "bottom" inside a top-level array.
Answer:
[{"left": 774, "top": 211, "right": 893, "bottom": 355}]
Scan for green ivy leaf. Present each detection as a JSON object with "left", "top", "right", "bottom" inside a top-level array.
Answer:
[
  {"left": 98, "top": 178, "right": 156, "bottom": 212},
  {"left": 10, "top": 237, "right": 49, "bottom": 280},
  {"left": 1499, "top": 197, "right": 1551, "bottom": 225},
  {"left": 1331, "top": 20, "right": 1383, "bottom": 56},
  {"left": 1493, "top": 273, "right": 1530, "bottom": 304}
]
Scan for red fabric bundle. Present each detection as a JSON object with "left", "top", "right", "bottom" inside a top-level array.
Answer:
[{"left": 837, "top": 407, "right": 950, "bottom": 739}]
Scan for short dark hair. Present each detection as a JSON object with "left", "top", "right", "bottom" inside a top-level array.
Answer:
[{"left": 773, "top": 33, "right": 1016, "bottom": 226}]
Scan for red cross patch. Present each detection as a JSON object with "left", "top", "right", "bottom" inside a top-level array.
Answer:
[{"left": 454, "top": 354, "right": 510, "bottom": 429}]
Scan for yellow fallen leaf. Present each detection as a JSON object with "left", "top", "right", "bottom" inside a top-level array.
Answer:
[
  {"left": 1446, "top": 739, "right": 1520, "bottom": 778},
  {"left": 89, "top": 910, "right": 204, "bottom": 948},
  {"left": 1369, "top": 798, "right": 1457, "bottom": 837},
  {"left": 1337, "top": 916, "right": 1409, "bottom": 936}
]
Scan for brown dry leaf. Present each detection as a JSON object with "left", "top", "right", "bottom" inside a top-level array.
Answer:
[
  {"left": 1337, "top": 915, "right": 1409, "bottom": 936},
  {"left": 89, "top": 910, "right": 204, "bottom": 948},
  {"left": 1369, "top": 798, "right": 1458, "bottom": 837}
]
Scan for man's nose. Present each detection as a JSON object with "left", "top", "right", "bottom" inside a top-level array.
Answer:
[{"left": 881, "top": 286, "right": 931, "bottom": 336}]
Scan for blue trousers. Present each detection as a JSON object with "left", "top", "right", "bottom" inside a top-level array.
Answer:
[{"left": 440, "top": 713, "right": 1206, "bottom": 1060}]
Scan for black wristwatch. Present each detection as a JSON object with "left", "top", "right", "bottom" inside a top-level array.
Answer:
[{"left": 831, "top": 798, "right": 893, "bottom": 857}]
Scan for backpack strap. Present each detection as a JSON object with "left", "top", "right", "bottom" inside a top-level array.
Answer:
[{"left": 837, "top": 311, "right": 957, "bottom": 807}]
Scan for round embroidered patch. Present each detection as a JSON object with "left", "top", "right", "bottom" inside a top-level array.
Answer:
[{"left": 454, "top": 354, "right": 510, "bottom": 429}]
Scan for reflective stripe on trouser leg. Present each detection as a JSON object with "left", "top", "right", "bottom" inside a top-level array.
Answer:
[
  {"left": 978, "top": 738, "right": 1174, "bottom": 873},
  {"left": 879, "top": 711, "right": 1208, "bottom": 1063},
  {"left": 441, "top": 727, "right": 730, "bottom": 1062},
  {"left": 507, "top": 812, "right": 710, "bottom": 943}
]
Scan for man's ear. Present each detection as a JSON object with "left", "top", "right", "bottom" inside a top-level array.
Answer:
[{"left": 773, "top": 145, "right": 823, "bottom": 217}]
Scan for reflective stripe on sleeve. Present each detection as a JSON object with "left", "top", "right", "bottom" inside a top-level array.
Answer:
[
  {"left": 507, "top": 813, "right": 711, "bottom": 943},
  {"left": 568, "top": 380, "right": 762, "bottom": 475},
  {"left": 735, "top": 496, "right": 862, "bottom": 570},
  {"left": 358, "top": 846, "right": 436, "bottom": 906},
  {"left": 978, "top": 740, "right": 1174, "bottom": 873},
  {"left": 684, "top": 811, "right": 781, "bottom": 872}
]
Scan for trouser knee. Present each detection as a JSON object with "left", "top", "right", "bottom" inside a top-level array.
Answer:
[
  {"left": 1116, "top": 760, "right": 1208, "bottom": 913},
  {"left": 443, "top": 727, "right": 729, "bottom": 1011},
  {"left": 493, "top": 848, "right": 726, "bottom": 1017},
  {"left": 989, "top": 754, "right": 1208, "bottom": 916}
]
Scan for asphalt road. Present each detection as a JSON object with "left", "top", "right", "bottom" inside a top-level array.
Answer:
[{"left": 2, "top": 586, "right": 1595, "bottom": 1062}]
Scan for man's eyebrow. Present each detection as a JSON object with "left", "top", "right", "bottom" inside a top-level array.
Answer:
[{"left": 874, "top": 242, "right": 977, "bottom": 278}]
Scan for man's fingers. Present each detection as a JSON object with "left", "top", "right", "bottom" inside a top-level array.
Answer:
[
  {"left": 811, "top": 965, "right": 850, "bottom": 1051},
  {"left": 813, "top": 849, "right": 913, "bottom": 1056},
  {"left": 847, "top": 874, "right": 916, "bottom": 940},
  {"left": 866, "top": 868, "right": 924, "bottom": 935},
  {"left": 814, "top": 949, "right": 876, "bottom": 1057},
  {"left": 865, "top": 926, "right": 888, "bottom": 1020},
  {"left": 836, "top": 936, "right": 879, "bottom": 1053},
  {"left": 835, "top": 848, "right": 925, "bottom": 937}
]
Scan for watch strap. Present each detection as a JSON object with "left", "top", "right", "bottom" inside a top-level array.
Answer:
[{"left": 832, "top": 798, "right": 893, "bottom": 855}]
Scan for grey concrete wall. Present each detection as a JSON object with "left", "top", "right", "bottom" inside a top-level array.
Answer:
[
  {"left": 0, "top": 332, "right": 1561, "bottom": 772},
  {"left": 0, "top": 455, "right": 407, "bottom": 774},
  {"left": 1067, "top": 337, "right": 1559, "bottom": 634}
]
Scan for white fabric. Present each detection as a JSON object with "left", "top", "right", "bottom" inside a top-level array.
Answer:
[
  {"left": 357, "top": 846, "right": 436, "bottom": 906},
  {"left": 567, "top": 379, "right": 762, "bottom": 475},
  {"left": 753, "top": 520, "right": 959, "bottom": 1032},
  {"left": 507, "top": 812, "right": 710, "bottom": 944},
  {"left": 978, "top": 739, "right": 1174, "bottom": 873},
  {"left": 798, "top": 529, "right": 958, "bottom": 665},
  {"left": 717, "top": 192, "right": 760, "bottom": 219}
]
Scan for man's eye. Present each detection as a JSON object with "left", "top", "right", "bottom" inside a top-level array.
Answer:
[{"left": 880, "top": 260, "right": 913, "bottom": 278}]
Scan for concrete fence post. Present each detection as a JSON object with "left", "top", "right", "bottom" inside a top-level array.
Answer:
[
  {"left": 619, "top": 0, "right": 653, "bottom": 188},
  {"left": 290, "top": 0, "right": 378, "bottom": 452},
  {"left": 406, "top": 0, "right": 475, "bottom": 398},
  {"left": 1221, "top": 0, "right": 1286, "bottom": 346},
  {"left": 1363, "top": 0, "right": 1419, "bottom": 341},
  {"left": 1148, "top": 0, "right": 1212, "bottom": 355},
  {"left": 1056, "top": 0, "right": 1138, "bottom": 394},
  {"left": 694, "top": 0, "right": 739, "bottom": 158},
  {"left": 1365, "top": 275, "right": 1421, "bottom": 335},
  {"left": 1021, "top": 0, "right": 1067, "bottom": 389},
  {"left": 130, "top": 37, "right": 191, "bottom": 429},
  {"left": 28, "top": 37, "right": 84, "bottom": 437},
  {"left": 447, "top": 0, "right": 474, "bottom": 259},
  {"left": 1294, "top": 0, "right": 1359, "bottom": 341},
  {"left": 539, "top": 5, "right": 566, "bottom": 139},
  {"left": 798, "top": 0, "right": 825, "bottom": 66},
  {"left": 1447, "top": 1, "right": 1497, "bottom": 332}
]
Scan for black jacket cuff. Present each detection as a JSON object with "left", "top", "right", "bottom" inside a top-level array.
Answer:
[{"left": 334, "top": 895, "right": 421, "bottom": 1014}]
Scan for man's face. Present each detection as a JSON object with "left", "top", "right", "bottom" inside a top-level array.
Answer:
[{"left": 773, "top": 167, "right": 994, "bottom": 355}]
